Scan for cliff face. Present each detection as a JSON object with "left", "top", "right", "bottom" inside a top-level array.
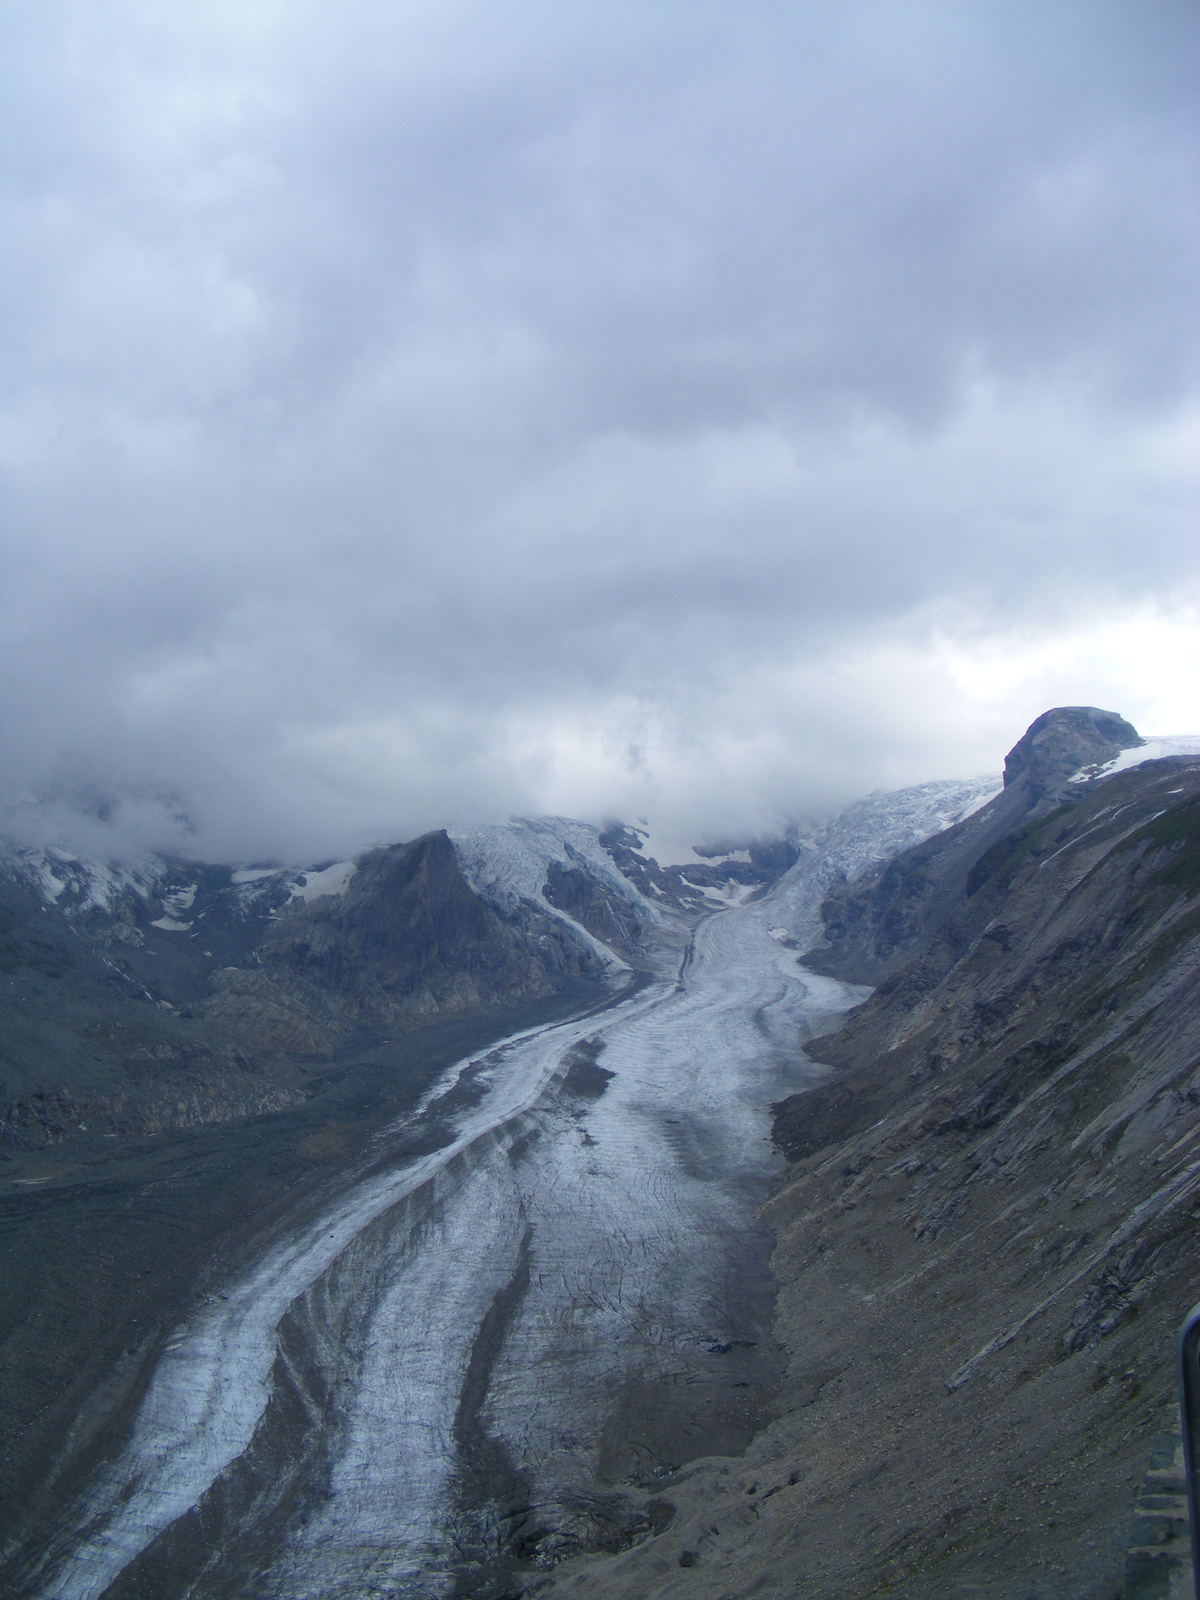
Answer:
[
  {"left": 803, "top": 703, "right": 1144, "bottom": 986},
  {"left": 1000, "top": 705, "right": 1141, "bottom": 795},
  {"left": 760, "top": 748, "right": 1200, "bottom": 1598},
  {"left": 547, "top": 717, "right": 1200, "bottom": 1600}
]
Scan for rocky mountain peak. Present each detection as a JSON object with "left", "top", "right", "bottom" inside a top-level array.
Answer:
[{"left": 1001, "top": 705, "right": 1141, "bottom": 797}]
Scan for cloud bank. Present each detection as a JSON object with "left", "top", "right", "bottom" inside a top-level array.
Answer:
[{"left": 1, "top": 1, "right": 1196, "bottom": 863}]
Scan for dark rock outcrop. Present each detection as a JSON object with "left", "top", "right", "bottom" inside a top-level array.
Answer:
[
  {"left": 254, "top": 831, "right": 603, "bottom": 1029},
  {"left": 597, "top": 825, "right": 797, "bottom": 910},
  {"left": 598, "top": 825, "right": 714, "bottom": 910},
  {"left": 543, "top": 859, "right": 646, "bottom": 958},
  {"left": 804, "top": 705, "right": 1145, "bottom": 986},
  {"left": 1001, "top": 704, "right": 1140, "bottom": 796}
]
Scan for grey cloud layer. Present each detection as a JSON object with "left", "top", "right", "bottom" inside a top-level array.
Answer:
[{"left": 0, "top": 1, "right": 1196, "bottom": 861}]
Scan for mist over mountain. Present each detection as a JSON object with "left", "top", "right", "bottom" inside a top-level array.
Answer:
[{"left": 0, "top": 3, "right": 1196, "bottom": 867}]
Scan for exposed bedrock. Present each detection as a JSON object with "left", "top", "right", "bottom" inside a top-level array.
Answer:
[
  {"left": 803, "top": 704, "right": 1147, "bottom": 986},
  {"left": 543, "top": 725, "right": 1200, "bottom": 1600}
]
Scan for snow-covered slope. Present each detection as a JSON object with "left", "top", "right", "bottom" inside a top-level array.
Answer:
[
  {"left": 763, "top": 773, "right": 1003, "bottom": 949},
  {"left": 2, "top": 845, "right": 165, "bottom": 915},
  {"left": 450, "top": 815, "right": 669, "bottom": 970},
  {"left": 0, "top": 847, "right": 371, "bottom": 936},
  {"left": 450, "top": 816, "right": 657, "bottom": 918}
]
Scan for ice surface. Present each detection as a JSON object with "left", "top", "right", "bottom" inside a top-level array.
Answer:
[{"left": 767, "top": 773, "right": 1003, "bottom": 951}]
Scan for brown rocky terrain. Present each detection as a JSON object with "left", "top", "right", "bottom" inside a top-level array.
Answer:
[{"left": 543, "top": 713, "right": 1200, "bottom": 1600}]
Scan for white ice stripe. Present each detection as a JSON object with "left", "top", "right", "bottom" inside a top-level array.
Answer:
[
  {"left": 37, "top": 985, "right": 673, "bottom": 1600},
  {"left": 263, "top": 1143, "right": 532, "bottom": 1596}
]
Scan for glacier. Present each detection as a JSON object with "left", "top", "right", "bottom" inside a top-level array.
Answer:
[{"left": 26, "top": 776, "right": 999, "bottom": 1600}]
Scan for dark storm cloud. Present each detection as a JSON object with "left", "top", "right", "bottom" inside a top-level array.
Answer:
[{"left": 0, "top": 1, "right": 1196, "bottom": 861}]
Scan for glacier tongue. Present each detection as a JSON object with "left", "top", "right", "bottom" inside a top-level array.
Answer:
[{"left": 30, "top": 781, "right": 993, "bottom": 1600}]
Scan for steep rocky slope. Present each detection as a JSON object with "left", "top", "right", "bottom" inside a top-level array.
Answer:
[
  {"left": 0, "top": 827, "right": 633, "bottom": 1148},
  {"left": 546, "top": 712, "right": 1200, "bottom": 1600},
  {"left": 801, "top": 704, "right": 1142, "bottom": 987}
]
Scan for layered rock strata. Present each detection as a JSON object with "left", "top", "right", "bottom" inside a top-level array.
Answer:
[{"left": 546, "top": 713, "right": 1200, "bottom": 1600}]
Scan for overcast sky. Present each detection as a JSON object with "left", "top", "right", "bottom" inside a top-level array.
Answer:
[{"left": 1, "top": 0, "right": 1196, "bottom": 864}]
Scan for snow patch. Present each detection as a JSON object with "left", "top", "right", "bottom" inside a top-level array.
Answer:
[
  {"left": 290, "top": 861, "right": 357, "bottom": 903},
  {"left": 694, "top": 879, "right": 758, "bottom": 906},
  {"left": 151, "top": 917, "right": 192, "bottom": 933},
  {"left": 1069, "top": 734, "right": 1200, "bottom": 785}
]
